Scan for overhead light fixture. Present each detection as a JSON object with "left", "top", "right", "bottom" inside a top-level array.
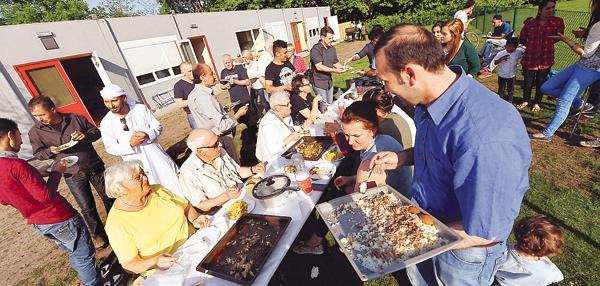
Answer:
[{"left": 35, "top": 31, "right": 59, "bottom": 50}]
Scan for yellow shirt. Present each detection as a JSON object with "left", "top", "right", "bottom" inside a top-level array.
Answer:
[{"left": 105, "top": 185, "right": 195, "bottom": 266}]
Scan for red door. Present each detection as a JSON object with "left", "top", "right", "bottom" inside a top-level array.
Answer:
[
  {"left": 15, "top": 59, "right": 93, "bottom": 123},
  {"left": 290, "top": 22, "right": 302, "bottom": 53}
]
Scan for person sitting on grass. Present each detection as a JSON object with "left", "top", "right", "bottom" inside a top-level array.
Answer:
[
  {"left": 0, "top": 118, "right": 100, "bottom": 286},
  {"left": 104, "top": 160, "right": 211, "bottom": 278},
  {"left": 479, "top": 14, "right": 514, "bottom": 78},
  {"left": 489, "top": 37, "right": 523, "bottom": 103},
  {"left": 495, "top": 215, "right": 565, "bottom": 286}
]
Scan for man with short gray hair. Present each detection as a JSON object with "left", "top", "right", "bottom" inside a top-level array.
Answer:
[
  {"left": 255, "top": 91, "right": 302, "bottom": 161},
  {"left": 178, "top": 129, "right": 264, "bottom": 211}
]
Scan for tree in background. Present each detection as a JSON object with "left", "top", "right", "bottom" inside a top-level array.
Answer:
[{"left": 0, "top": 0, "right": 89, "bottom": 25}]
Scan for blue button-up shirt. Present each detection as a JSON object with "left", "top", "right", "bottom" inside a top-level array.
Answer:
[{"left": 412, "top": 67, "right": 532, "bottom": 241}]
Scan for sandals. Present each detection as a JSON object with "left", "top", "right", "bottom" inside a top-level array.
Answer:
[
  {"left": 531, "top": 104, "right": 541, "bottom": 113},
  {"left": 529, "top": 132, "right": 551, "bottom": 142},
  {"left": 517, "top": 102, "right": 529, "bottom": 110},
  {"left": 516, "top": 102, "right": 541, "bottom": 113}
]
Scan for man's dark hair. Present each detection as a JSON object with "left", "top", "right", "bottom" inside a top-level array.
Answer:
[
  {"left": 368, "top": 27, "right": 385, "bottom": 41},
  {"left": 464, "top": 0, "right": 476, "bottom": 9},
  {"left": 28, "top": 96, "right": 56, "bottom": 111},
  {"left": 506, "top": 37, "right": 519, "bottom": 46},
  {"left": 273, "top": 39, "right": 288, "bottom": 53},
  {"left": 320, "top": 26, "right": 334, "bottom": 37},
  {"left": 493, "top": 14, "right": 503, "bottom": 20},
  {"left": 0, "top": 118, "right": 18, "bottom": 139},
  {"left": 374, "top": 24, "right": 446, "bottom": 73}
]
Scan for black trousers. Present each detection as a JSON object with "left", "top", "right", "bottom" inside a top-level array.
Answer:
[
  {"left": 498, "top": 76, "right": 516, "bottom": 103},
  {"left": 522, "top": 68, "right": 550, "bottom": 104},
  {"left": 233, "top": 100, "right": 260, "bottom": 166},
  {"left": 587, "top": 79, "right": 600, "bottom": 116},
  {"left": 63, "top": 163, "right": 114, "bottom": 239}
]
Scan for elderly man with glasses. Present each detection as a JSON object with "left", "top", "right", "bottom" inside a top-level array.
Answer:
[
  {"left": 256, "top": 91, "right": 302, "bottom": 162},
  {"left": 178, "top": 129, "right": 264, "bottom": 212}
]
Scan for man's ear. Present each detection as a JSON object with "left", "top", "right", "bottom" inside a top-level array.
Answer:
[{"left": 404, "top": 65, "right": 417, "bottom": 87}]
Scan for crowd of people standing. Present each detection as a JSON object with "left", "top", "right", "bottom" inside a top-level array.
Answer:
[{"left": 0, "top": 0, "right": 598, "bottom": 285}]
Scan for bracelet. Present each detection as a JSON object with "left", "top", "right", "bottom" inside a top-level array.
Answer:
[{"left": 250, "top": 166, "right": 256, "bottom": 174}]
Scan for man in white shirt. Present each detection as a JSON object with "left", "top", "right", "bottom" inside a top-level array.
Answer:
[
  {"left": 99, "top": 84, "right": 182, "bottom": 197},
  {"left": 255, "top": 41, "right": 274, "bottom": 112},
  {"left": 256, "top": 91, "right": 302, "bottom": 162},
  {"left": 178, "top": 129, "right": 264, "bottom": 211},
  {"left": 242, "top": 50, "right": 269, "bottom": 115},
  {"left": 454, "top": 0, "right": 476, "bottom": 32}
]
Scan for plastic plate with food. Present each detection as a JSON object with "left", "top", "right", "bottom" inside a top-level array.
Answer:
[
  {"left": 309, "top": 163, "right": 337, "bottom": 181},
  {"left": 46, "top": 155, "right": 79, "bottom": 172},
  {"left": 56, "top": 140, "right": 78, "bottom": 152},
  {"left": 222, "top": 197, "right": 255, "bottom": 220},
  {"left": 322, "top": 146, "right": 344, "bottom": 162}
]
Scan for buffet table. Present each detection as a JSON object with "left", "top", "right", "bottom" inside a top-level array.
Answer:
[{"left": 144, "top": 117, "right": 344, "bottom": 286}]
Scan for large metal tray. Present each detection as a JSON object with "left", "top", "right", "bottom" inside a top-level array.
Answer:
[
  {"left": 196, "top": 214, "right": 291, "bottom": 285},
  {"left": 281, "top": 136, "right": 334, "bottom": 160},
  {"left": 316, "top": 185, "right": 463, "bottom": 281}
]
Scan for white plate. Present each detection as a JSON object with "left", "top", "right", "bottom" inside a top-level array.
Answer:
[
  {"left": 309, "top": 162, "right": 337, "bottom": 181},
  {"left": 46, "top": 155, "right": 79, "bottom": 172},
  {"left": 321, "top": 146, "right": 344, "bottom": 162},
  {"left": 221, "top": 196, "right": 256, "bottom": 220},
  {"left": 56, "top": 140, "right": 78, "bottom": 152}
]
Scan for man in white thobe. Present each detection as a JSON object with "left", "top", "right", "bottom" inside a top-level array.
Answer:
[{"left": 99, "top": 84, "right": 182, "bottom": 197}]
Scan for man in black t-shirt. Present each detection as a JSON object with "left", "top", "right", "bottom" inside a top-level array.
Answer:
[
  {"left": 174, "top": 62, "right": 197, "bottom": 128},
  {"left": 265, "top": 40, "right": 296, "bottom": 95},
  {"left": 221, "top": 54, "right": 259, "bottom": 166},
  {"left": 310, "top": 26, "right": 345, "bottom": 104}
]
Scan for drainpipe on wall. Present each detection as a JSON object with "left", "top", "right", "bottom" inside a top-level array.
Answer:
[
  {"left": 171, "top": 10, "right": 183, "bottom": 40},
  {"left": 101, "top": 19, "right": 149, "bottom": 106},
  {"left": 282, "top": 8, "right": 291, "bottom": 42}
]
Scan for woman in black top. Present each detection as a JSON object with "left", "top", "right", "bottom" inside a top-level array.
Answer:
[{"left": 290, "top": 74, "right": 323, "bottom": 128}]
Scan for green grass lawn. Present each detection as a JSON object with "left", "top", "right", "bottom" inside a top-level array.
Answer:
[{"left": 557, "top": 0, "right": 592, "bottom": 12}]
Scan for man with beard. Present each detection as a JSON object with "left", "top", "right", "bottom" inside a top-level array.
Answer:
[{"left": 99, "top": 84, "right": 182, "bottom": 197}]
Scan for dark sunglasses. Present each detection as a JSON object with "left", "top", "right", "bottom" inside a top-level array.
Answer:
[
  {"left": 197, "top": 139, "right": 220, "bottom": 149},
  {"left": 120, "top": 118, "right": 129, "bottom": 131}
]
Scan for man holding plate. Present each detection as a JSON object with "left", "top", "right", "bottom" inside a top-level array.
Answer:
[{"left": 28, "top": 96, "right": 114, "bottom": 249}]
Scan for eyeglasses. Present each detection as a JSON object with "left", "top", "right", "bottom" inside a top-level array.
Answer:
[
  {"left": 301, "top": 83, "right": 312, "bottom": 87},
  {"left": 197, "top": 139, "right": 220, "bottom": 149},
  {"left": 131, "top": 168, "right": 147, "bottom": 182},
  {"left": 277, "top": 102, "right": 291, "bottom": 107},
  {"left": 120, "top": 118, "right": 129, "bottom": 131}
]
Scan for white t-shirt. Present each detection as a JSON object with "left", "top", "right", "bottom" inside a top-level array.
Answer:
[
  {"left": 256, "top": 111, "right": 296, "bottom": 162},
  {"left": 489, "top": 49, "right": 524, "bottom": 78},
  {"left": 454, "top": 10, "right": 468, "bottom": 23},
  {"left": 495, "top": 244, "right": 564, "bottom": 286}
]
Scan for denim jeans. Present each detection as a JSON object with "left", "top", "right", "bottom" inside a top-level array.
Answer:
[
  {"left": 480, "top": 40, "right": 505, "bottom": 66},
  {"left": 186, "top": 113, "right": 198, "bottom": 129},
  {"left": 64, "top": 163, "right": 114, "bottom": 240},
  {"left": 33, "top": 215, "right": 99, "bottom": 286},
  {"left": 251, "top": 88, "right": 270, "bottom": 114},
  {"left": 540, "top": 63, "right": 600, "bottom": 138},
  {"left": 406, "top": 241, "right": 508, "bottom": 286},
  {"left": 313, "top": 86, "right": 334, "bottom": 104},
  {"left": 522, "top": 68, "right": 550, "bottom": 104}
]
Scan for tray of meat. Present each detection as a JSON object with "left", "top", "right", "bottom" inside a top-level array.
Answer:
[
  {"left": 281, "top": 136, "right": 334, "bottom": 160},
  {"left": 196, "top": 214, "right": 291, "bottom": 285},
  {"left": 316, "top": 185, "right": 463, "bottom": 281}
]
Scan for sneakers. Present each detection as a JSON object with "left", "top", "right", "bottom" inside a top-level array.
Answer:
[
  {"left": 580, "top": 138, "right": 600, "bottom": 148},
  {"left": 292, "top": 241, "right": 324, "bottom": 255},
  {"left": 529, "top": 133, "right": 552, "bottom": 142},
  {"left": 571, "top": 103, "right": 594, "bottom": 116},
  {"left": 478, "top": 69, "right": 493, "bottom": 79}
]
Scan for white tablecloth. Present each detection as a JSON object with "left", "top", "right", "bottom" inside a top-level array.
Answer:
[{"left": 145, "top": 125, "right": 341, "bottom": 286}]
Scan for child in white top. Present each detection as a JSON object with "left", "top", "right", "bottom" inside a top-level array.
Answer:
[
  {"left": 489, "top": 37, "right": 523, "bottom": 102},
  {"left": 495, "top": 215, "right": 565, "bottom": 286}
]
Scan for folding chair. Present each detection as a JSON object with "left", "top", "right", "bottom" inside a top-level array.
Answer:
[{"left": 569, "top": 86, "right": 592, "bottom": 138}]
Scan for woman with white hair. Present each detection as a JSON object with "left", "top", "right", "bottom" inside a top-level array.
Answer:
[
  {"left": 103, "top": 160, "right": 210, "bottom": 276},
  {"left": 255, "top": 91, "right": 302, "bottom": 161}
]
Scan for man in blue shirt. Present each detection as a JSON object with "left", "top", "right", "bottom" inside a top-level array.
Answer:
[{"left": 371, "top": 24, "right": 532, "bottom": 286}]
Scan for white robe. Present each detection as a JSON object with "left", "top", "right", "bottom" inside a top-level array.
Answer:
[{"left": 100, "top": 103, "right": 183, "bottom": 197}]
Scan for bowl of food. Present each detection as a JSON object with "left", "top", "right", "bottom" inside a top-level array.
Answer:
[
  {"left": 227, "top": 200, "right": 249, "bottom": 220},
  {"left": 322, "top": 147, "right": 344, "bottom": 162},
  {"left": 309, "top": 163, "right": 336, "bottom": 181}
]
